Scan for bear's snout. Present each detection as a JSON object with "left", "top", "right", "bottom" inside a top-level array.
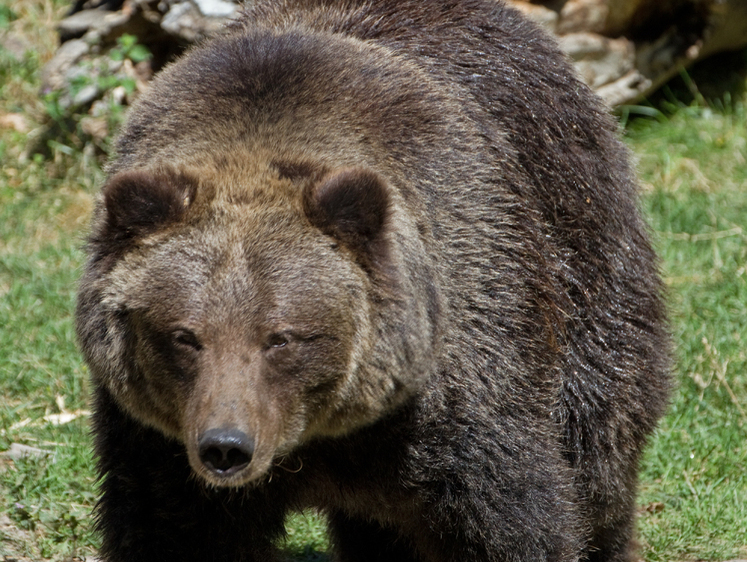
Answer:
[{"left": 198, "top": 428, "right": 255, "bottom": 476}]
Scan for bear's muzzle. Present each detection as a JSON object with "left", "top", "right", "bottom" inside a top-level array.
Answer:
[{"left": 198, "top": 427, "right": 255, "bottom": 477}]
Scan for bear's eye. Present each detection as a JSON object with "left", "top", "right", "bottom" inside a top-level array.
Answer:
[
  {"left": 266, "top": 333, "right": 290, "bottom": 349},
  {"left": 171, "top": 329, "right": 202, "bottom": 351}
]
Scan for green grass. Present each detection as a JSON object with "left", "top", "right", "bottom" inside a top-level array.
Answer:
[
  {"left": 1, "top": 1, "right": 746, "bottom": 559},
  {"left": 1, "top": 2, "right": 101, "bottom": 559},
  {"left": 628, "top": 75, "right": 747, "bottom": 560}
]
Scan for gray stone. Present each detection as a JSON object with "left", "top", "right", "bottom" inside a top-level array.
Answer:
[
  {"left": 58, "top": 9, "right": 107, "bottom": 38},
  {"left": 557, "top": 0, "right": 607, "bottom": 35},
  {"left": 554, "top": 0, "right": 648, "bottom": 37},
  {"left": 508, "top": 1, "right": 558, "bottom": 33},
  {"left": 58, "top": 9, "right": 131, "bottom": 41},
  {"left": 107, "top": 58, "right": 124, "bottom": 74},
  {"left": 558, "top": 33, "right": 634, "bottom": 89},
  {"left": 81, "top": 115, "right": 110, "bottom": 142},
  {"left": 73, "top": 83, "right": 101, "bottom": 107},
  {"left": 65, "top": 63, "right": 92, "bottom": 84},
  {"left": 161, "top": 2, "right": 197, "bottom": 39},
  {"left": 1, "top": 443, "right": 53, "bottom": 461},
  {"left": 595, "top": 69, "right": 651, "bottom": 107},
  {"left": 41, "top": 38, "right": 90, "bottom": 92},
  {"left": 559, "top": 32, "right": 608, "bottom": 60},
  {"left": 162, "top": 0, "right": 234, "bottom": 42},
  {"left": 193, "top": 0, "right": 237, "bottom": 18}
]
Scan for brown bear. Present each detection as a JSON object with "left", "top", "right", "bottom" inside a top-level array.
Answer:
[{"left": 75, "top": 1, "right": 670, "bottom": 561}]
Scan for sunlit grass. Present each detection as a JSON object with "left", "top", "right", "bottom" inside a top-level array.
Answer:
[{"left": 628, "top": 78, "right": 747, "bottom": 561}]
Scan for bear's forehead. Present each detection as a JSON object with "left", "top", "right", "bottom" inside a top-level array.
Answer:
[
  {"left": 110, "top": 207, "right": 356, "bottom": 307},
  {"left": 139, "top": 219, "right": 335, "bottom": 284},
  {"left": 105, "top": 233, "right": 356, "bottom": 337}
]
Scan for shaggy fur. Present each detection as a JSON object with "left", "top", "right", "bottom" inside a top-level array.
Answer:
[{"left": 75, "top": 1, "right": 670, "bottom": 561}]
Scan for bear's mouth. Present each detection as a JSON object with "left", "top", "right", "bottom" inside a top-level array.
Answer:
[{"left": 191, "top": 448, "right": 276, "bottom": 488}]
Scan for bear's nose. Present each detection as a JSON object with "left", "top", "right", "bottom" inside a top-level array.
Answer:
[{"left": 198, "top": 428, "right": 254, "bottom": 475}]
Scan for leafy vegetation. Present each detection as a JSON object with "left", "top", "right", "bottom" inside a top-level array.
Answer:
[{"left": 1, "top": 0, "right": 745, "bottom": 560}]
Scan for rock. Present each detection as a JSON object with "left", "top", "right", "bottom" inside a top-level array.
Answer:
[
  {"left": 41, "top": 38, "right": 90, "bottom": 92},
  {"left": 560, "top": 32, "right": 610, "bottom": 59},
  {"left": 111, "top": 84, "right": 128, "bottom": 104},
  {"left": 39, "top": 0, "right": 747, "bottom": 118},
  {"left": 507, "top": 1, "right": 558, "bottom": 33},
  {"left": 74, "top": 83, "right": 101, "bottom": 107},
  {"left": 1, "top": 443, "right": 53, "bottom": 461},
  {"left": 58, "top": 9, "right": 130, "bottom": 42},
  {"left": 160, "top": 2, "right": 194, "bottom": 39},
  {"left": 193, "top": 0, "right": 237, "bottom": 18},
  {"left": 161, "top": 0, "right": 237, "bottom": 42},
  {"left": 81, "top": 115, "right": 110, "bottom": 142},
  {"left": 555, "top": 0, "right": 649, "bottom": 37},
  {"left": 557, "top": 0, "right": 608, "bottom": 35},
  {"left": 558, "top": 33, "right": 634, "bottom": 89},
  {"left": 595, "top": 69, "right": 651, "bottom": 107}
]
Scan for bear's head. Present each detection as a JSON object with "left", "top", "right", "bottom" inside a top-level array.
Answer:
[{"left": 76, "top": 158, "right": 437, "bottom": 488}]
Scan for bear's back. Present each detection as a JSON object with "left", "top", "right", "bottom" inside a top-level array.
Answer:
[{"left": 225, "top": 2, "right": 671, "bottom": 538}]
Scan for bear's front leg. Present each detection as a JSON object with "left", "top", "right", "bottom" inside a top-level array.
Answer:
[
  {"left": 409, "top": 472, "right": 584, "bottom": 562},
  {"left": 92, "top": 387, "right": 286, "bottom": 562},
  {"left": 400, "top": 417, "right": 586, "bottom": 562},
  {"left": 328, "top": 511, "right": 419, "bottom": 562}
]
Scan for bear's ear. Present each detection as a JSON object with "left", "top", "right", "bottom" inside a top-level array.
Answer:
[
  {"left": 303, "top": 167, "right": 390, "bottom": 266},
  {"left": 94, "top": 169, "right": 198, "bottom": 256}
]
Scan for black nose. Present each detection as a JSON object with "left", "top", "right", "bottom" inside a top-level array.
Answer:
[{"left": 198, "top": 428, "right": 254, "bottom": 475}]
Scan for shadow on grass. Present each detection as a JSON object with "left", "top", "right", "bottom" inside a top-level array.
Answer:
[
  {"left": 651, "top": 46, "right": 747, "bottom": 112},
  {"left": 281, "top": 546, "right": 331, "bottom": 562}
]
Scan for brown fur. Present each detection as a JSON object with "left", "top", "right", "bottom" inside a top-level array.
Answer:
[{"left": 76, "top": 1, "right": 670, "bottom": 561}]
